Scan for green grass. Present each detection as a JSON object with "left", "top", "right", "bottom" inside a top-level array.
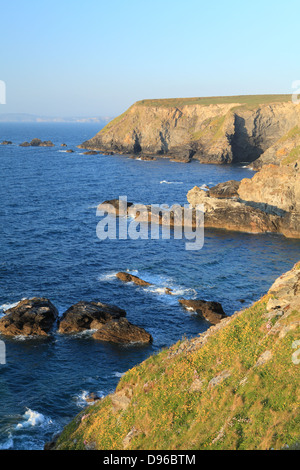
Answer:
[
  {"left": 55, "top": 283, "right": 300, "bottom": 451},
  {"left": 279, "top": 125, "right": 300, "bottom": 143},
  {"left": 135, "top": 94, "right": 291, "bottom": 109},
  {"left": 191, "top": 115, "right": 226, "bottom": 141},
  {"left": 282, "top": 145, "right": 300, "bottom": 165}
]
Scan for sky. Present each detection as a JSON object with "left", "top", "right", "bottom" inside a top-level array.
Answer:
[{"left": 1, "top": 0, "right": 300, "bottom": 117}]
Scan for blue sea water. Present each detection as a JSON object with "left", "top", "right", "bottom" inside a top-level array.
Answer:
[{"left": 0, "top": 122, "right": 299, "bottom": 449}]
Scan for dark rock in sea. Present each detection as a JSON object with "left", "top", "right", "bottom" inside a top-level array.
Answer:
[
  {"left": 208, "top": 180, "right": 240, "bottom": 199},
  {"left": 19, "top": 138, "right": 54, "bottom": 147},
  {"left": 61, "top": 143, "right": 67, "bottom": 147},
  {"left": 85, "top": 392, "right": 102, "bottom": 403},
  {"left": 0, "top": 140, "right": 12, "bottom": 145},
  {"left": 0, "top": 298, "right": 59, "bottom": 336},
  {"left": 65, "top": 149, "right": 74, "bottom": 153},
  {"left": 165, "top": 287, "right": 173, "bottom": 295},
  {"left": 93, "top": 318, "right": 153, "bottom": 344},
  {"left": 58, "top": 301, "right": 126, "bottom": 334},
  {"left": 178, "top": 299, "right": 227, "bottom": 325},
  {"left": 116, "top": 272, "right": 151, "bottom": 287},
  {"left": 19, "top": 141, "right": 31, "bottom": 147},
  {"left": 83, "top": 150, "right": 99, "bottom": 155},
  {"left": 98, "top": 199, "right": 133, "bottom": 216}
]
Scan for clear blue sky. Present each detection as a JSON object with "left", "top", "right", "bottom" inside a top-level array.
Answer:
[{"left": 1, "top": 0, "right": 300, "bottom": 117}]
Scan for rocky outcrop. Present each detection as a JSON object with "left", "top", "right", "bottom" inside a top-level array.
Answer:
[
  {"left": 187, "top": 157, "right": 300, "bottom": 238},
  {"left": 187, "top": 186, "right": 281, "bottom": 234},
  {"left": 19, "top": 138, "right": 54, "bottom": 147},
  {"left": 79, "top": 96, "right": 300, "bottom": 164},
  {"left": 116, "top": 272, "right": 151, "bottom": 287},
  {"left": 98, "top": 199, "right": 133, "bottom": 216},
  {"left": 0, "top": 140, "right": 12, "bottom": 145},
  {"left": 58, "top": 301, "right": 152, "bottom": 344},
  {"left": 58, "top": 301, "right": 126, "bottom": 334},
  {"left": 0, "top": 298, "right": 58, "bottom": 336},
  {"left": 238, "top": 163, "right": 300, "bottom": 213},
  {"left": 178, "top": 299, "right": 227, "bottom": 325},
  {"left": 250, "top": 126, "right": 300, "bottom": 169},
  {"left": 93, "top": 318, "right": 153, "bottom": 344},
  {"left": 208, "top": 180, "right": 240, "bottom": 199}
]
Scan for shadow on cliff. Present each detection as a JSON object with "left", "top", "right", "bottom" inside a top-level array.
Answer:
[{"left": 230, "top": 115, "right": 263, "bottom": 164}]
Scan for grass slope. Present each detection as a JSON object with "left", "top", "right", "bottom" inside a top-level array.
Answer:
[{"left": 55, "top": 263, "right": 300, "bottom": 451}]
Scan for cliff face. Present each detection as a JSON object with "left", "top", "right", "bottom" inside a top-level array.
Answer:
[
  {"left": 250, "top": 126, "right": 300, "bottom": 170},
  {"left": 79, "top": 96, "right": 300, "bottom": 164},
  {"left": 53, "top": 262, "right": 300, "bottom": 450}
]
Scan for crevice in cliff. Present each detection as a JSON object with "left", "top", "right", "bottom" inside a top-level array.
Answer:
[
  {"left": 133, "top": 131, "right": 142, "bottom": 154},
  {"left": 158, "top": 129, "right": 170, "bottom": 155},
  {"left": 230, "top": 115, "right": 263, "bottom": 163}
]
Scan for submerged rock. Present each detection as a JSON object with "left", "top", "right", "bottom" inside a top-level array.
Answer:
[
  {"left": 58, "top": 301, "right": 126, "bottom": 334},
  {"left": 83, "top": 150, "right": 99, "bottom": 155},
  {"left": 116, "top": 272, "right": 152, "bottom": 287},
  {"left": 0, "top": 140, "right": 12, "bottom": 145},
  {"left": 93, "top": 318, "right": 153, "bottom": 344},
  {"left": 0, "top": 298, "right": 58, "bottom": 336},
  {"left": 179, "top": 299, "right": 227, "bottom": 325}
]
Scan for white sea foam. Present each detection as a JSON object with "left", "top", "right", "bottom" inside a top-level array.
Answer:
[
  {"left": 126, "top": 269, "right": 139, "bottom": 274},
  {"left": 113, "top": 372, "right": 125, "bottom": 378},
  {"left": 98, "top": 272, "right": 119, "bottom": 282},
  {"left": 98, "top": 269, "right": 139, "bottom": 282},
  {"left": 134, "top": 271, "right": 198, "bottom": 302},
  {"left": 99, "top": 270, "right": 197, "bottom": 303},
  {"left": 75, "top": 390, "right": 104, "bottom": 407},
  {"left": 160, "top": 180, "right": 183, "bottom": 184},
  {"left": 0, "top": 300, "right": 21, "bottom": 312},
  {"left": 71, "top": 329, "right": 98, "bottom": 339},
  {"left": 16, "top": 409, "right": 52, "bottom": 429}
]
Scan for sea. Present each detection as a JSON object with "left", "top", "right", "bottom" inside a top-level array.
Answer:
[{"left": 0, "top": 122, "right": 299, "bottom": 449}]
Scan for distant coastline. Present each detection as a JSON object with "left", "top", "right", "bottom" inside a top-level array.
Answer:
[{"left": 0, "top": 113, "right": 113, "bottom": 124}]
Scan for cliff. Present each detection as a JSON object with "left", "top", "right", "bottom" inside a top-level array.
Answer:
[
  {"left": 79, "top": 95, "right": 300, "bottom": 164},
  {"left": 187, "top": 152, "right": 300, "bottom": 238},
  {"left": 52, "top": 262, "right": 300, "bottom": 450}
]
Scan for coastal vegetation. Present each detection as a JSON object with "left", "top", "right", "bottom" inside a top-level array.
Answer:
[{"left": 54, "top": 263, "right": 300, "bottom": 450}]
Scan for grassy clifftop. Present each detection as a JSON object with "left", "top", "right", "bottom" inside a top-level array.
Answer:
[
  {"left": 54, "top": 262, "right": 300, "bottom": 450},
  {"left": 135, "top": 94, "right": 291, "bottom": 109}
]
